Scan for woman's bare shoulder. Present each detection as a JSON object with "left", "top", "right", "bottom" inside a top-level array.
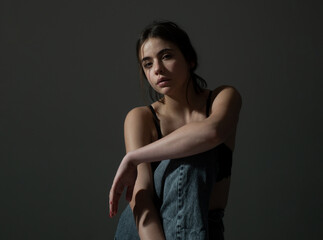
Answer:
[
  {"left": 126, "top": 106, "right": 152, "bottom": 119},
  {"left": 211, "top": 85, "right": 242, "bottom": 106},
  {"left": 124, "top": 106, "right": 154, "bottom": 128},
  {"left": 123, "top": 106, "right": 156, "bottom": 151},
  {"left": 212, "top": 85, "right": 241, "bottom": 97},
  {"left": 126, "top": 104, "right": 163, "bottom": 144}
]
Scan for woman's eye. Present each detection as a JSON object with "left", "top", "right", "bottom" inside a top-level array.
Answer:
[
  {"left": 143, "top": 62, "right": 152, "bottom": 68},
  {"left": 162, "top": 54, "right": 172, "bottom": 60}
]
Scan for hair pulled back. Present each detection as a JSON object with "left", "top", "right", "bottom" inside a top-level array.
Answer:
[{"left": 136, "top": 20, "right": 207, "bottom": 102}]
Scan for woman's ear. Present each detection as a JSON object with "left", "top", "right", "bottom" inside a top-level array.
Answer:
[{"left": 190, "top": 61, "right": 196, "bottom": 69}]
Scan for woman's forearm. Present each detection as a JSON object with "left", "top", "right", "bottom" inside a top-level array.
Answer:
[
  {"left": 129, "top": 163, "right": 165, "bottom": 240},
  {"left": 128, "top": 119, "right": 223, "bottom": 166},
  {"left": 131, "top": 189, "right": 165, "bottom": 240}
]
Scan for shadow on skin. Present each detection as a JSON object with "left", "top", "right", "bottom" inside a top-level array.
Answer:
[{"left": 132, "top": 189, "right": 162, "bottom": 227}]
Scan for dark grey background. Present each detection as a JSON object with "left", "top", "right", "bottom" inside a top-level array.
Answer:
[{"left": 1, "top": 0, "right": 322, "bottom": 239}]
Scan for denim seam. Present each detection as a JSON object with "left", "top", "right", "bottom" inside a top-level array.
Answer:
[{"left": 176, "top": 165, "right": 184, "bottom": 239}]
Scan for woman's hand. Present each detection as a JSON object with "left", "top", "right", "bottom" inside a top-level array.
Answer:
[{"left": 109, "top": 154, "right": 138, "bottom": 218}]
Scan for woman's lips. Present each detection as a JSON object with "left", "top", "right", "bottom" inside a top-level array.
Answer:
[{"left": 157, "top": 77, "right": 169, "bottom": 87}]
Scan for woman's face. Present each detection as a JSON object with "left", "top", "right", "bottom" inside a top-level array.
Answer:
[{"left": 139, "top": 37, "right": 191, "bottom": 95}]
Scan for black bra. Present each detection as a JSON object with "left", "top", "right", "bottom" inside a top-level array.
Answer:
[{"left": 148, "top": 90, "right": 232, "bottom": 181}]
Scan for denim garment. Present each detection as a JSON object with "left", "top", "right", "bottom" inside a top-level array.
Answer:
[{"left": 114, "top": 145, "right": 227, "bottom": 240}]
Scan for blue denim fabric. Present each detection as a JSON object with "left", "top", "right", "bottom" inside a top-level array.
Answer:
[
  {"left": 114, "top": 205, "right": 139, "bottom": 239},
  {"left": 114, "top": 147, "right": 225, "bottom": 240}
]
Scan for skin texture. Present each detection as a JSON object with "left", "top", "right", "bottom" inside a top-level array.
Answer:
[
  {"left": 109, "top": 37, "right": 242, "bottom": 239},
  {"left": 122, "top": 107, "right": 166, "bottom": 239}
]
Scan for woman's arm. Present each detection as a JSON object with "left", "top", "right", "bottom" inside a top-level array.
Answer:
[
  {"left": 130, "top": 86, "right": 242, "bottom": 164},
  {"left": 110, "top": 86, "right": 242, "bottom": 216},
  {"left": 112, "top": 107, "right": 165, "bottom": 240}
]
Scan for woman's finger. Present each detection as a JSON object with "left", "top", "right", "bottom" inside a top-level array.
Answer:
[{"left": 109, "top": 180, "right": 124, "bottom": 217}]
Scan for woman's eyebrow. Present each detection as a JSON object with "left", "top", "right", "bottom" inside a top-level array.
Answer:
[
  {"left": 141, "top": 48, "right": 174, "bottom": 63},
  {"left": 157, "top": 48, "right": 173, "bottom": 56}
]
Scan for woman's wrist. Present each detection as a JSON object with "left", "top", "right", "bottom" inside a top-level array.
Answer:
[{"left": 125, "top": 151, "right": 141, "bottom": 166}]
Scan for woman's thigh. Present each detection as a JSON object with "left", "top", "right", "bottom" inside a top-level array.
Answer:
[
  {"left": 114, "top": 205, "right": 139, "bottom": 240},
  {"left": 154, "top": 154, "right": 219, "bottom": 239}
]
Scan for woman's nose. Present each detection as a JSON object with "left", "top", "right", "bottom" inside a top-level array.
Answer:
[{"left": 154, "top": 60, "right": 164, "bottom": 75}]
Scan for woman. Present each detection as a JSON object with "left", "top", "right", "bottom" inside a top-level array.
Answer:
[{"left": 109, "top": 21, "right": 242, "bottom": 240}]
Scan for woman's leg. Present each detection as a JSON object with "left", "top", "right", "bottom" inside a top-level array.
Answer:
[
  {"left": 114, "top": 205, "right": 140, "bottom": 240},
  {"left": 154, "top": 149, "right": 219, "bottom": 240}
]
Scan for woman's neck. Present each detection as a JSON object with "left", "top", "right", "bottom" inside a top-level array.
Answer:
[{"left": 162, "top": 84, "right": 208, "bottom": 118}]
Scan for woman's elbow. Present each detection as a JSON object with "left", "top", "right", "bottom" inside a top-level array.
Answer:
[{"left": 208, "top": 125, "right": 228, "bottom": 146}]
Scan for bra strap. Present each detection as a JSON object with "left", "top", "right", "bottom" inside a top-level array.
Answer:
[{"left": 148, "top": 105, "right": 162, "bottom": 139}]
